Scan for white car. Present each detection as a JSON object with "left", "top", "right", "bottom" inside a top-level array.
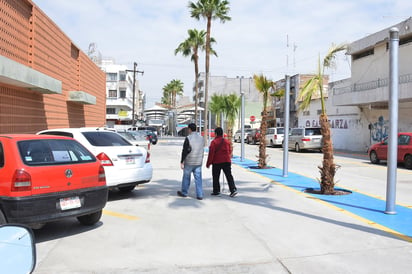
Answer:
[
  {"left": 265, "top": 127, "right": 285, "bottom": 147},
  {"left": 37, "top": 128, "right": 153, "bottom": 192}
]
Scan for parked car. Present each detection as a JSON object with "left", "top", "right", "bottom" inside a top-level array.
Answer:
[
  {"left": 0, "top": 134, "right": 108, "bottom": 228},
  {"left": 233, "top": 128, "right": 252, "bottom": 143},
  {"left": 265, "top": 127, "right": 285, "bottom": 147},
  {"left": 246, "top": 128, "right": 261, "bottom": 145},
  {"left": 368, "top": 132, "right": 412, "bottom": 169},
  {"left": 201, "top": 129, "right": 227, "bottom": 138},
  {"left": 287, "top": 127, "right": 323, "bottom": 152},
  {"left": 117, "top": 130, "right": 151, "bottom": 151},
  {"left": 139, "top": 129, "right": 158, "bottom": 145},
  {"left": 37, "top": 128, "right": 153, "bottom": 192}
]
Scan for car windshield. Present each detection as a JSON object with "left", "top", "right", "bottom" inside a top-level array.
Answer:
[
  {"left": 82, "top": 131, "right": 132, "bottom": 146},
  {"left": 18, "top": 139, "right": 95, "bottom": 166}
]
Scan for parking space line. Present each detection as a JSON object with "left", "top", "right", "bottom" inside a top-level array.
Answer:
[{"left": 103, "top": 210, "right": 139, "bottom": 220}]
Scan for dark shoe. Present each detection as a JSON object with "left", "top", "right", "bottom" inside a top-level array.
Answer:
[
  {"left": 210, "top": 192, "right": 220, "bottom": 196},
  {"left": 177, "top": 191, "right": 187, "bottom": 198},
  {"left": 197, "top": 197, "right": 203, "bottom": 200},
  {"left": 230, "top": 191, "right": 238, "bottom": 197}
]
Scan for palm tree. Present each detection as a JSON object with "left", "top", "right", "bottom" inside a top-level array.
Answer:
[
  {"left": 189, "top": 0, "right": 231, "bottom": 144},
  {"left": 253, "top": 74, "right": 274, "bottom": 168},
  {"left": 209, "top": 94, "right": 225, "bottom": 127},
  {"left": 174, "top": 29, "right": 217, "bottom": 125},
  {"left": 297, "top": 43, "right": 347, "bottom": 194},
  {"left": 222, "top": 93, "right": 240, "bottom": 157},
  {"left": 162, "top": 79, "right": 184, "bottom": 136}
]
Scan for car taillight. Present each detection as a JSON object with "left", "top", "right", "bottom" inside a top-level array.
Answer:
[
  {"left": 98, "top": 165, "right": 106, "bottom": 183},
  {"left": 274, "top": 134, "right": 278, "bottom": 139},
  {"left": 145, "top": 151, "right": 151, "bottom": 163},
  {"left": 301, "top": 138, "right": 311, "bottom": 142},
  {"left": 147, "top": 142, "right": 151, "bottom": 151},
  {"left": 96, "top": 153, "right": 113, "bottom": 166},
  {"left": 12, "top": 169, "right": 32, "bottom": 192}
]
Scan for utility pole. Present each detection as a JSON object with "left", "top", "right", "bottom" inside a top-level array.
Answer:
[{"left": 126, "top": 62, "right": 144, "bottom": 126}]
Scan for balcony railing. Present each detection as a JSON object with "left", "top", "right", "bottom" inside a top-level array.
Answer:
[{"left": 333, "top": 73, "right": 412, "bottom": 95}]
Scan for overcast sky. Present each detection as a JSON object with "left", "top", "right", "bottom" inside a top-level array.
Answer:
[{"left": 33, "top": 0, "right": 411, "bottom": 107}]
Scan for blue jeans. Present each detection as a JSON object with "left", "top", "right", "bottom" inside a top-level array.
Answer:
[{"left": 181, "top": 164, "right": 203, "bottom": 198}]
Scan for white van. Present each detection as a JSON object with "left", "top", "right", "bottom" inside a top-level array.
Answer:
[{"left": 265, "top": 127, "right": 285, "bottom": 147}]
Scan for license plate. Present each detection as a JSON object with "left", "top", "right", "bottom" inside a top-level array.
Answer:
[
  {"left": 60, "top": 196, "right": 81, "bottom": 210},
  {"left": 125, "top": 156, "right": 135, "bottom": 164},
  {"left": 313, "top": 138, "right": 320, "bottom": 143}
]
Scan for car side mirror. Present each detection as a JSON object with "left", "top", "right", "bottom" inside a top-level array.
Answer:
[{"left": 0, "top": 225, "right": 36, "bottom": 273}]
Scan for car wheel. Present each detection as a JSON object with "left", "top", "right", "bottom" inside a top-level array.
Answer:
[
  {"left": 369, "top": 150, "right": 380, "bottom": 164},
  {"left": 404, "top": 154, "right": 412, "bottom": 169},
  {"left": 270, "top": 140, "right": 274, "bottom": 147},
  {"left": 118, "top": 185, "right": 136, "bottom": 193},
  {"left": 0, "top": 210, "right": 7, "bottom": 225},
  {"left": 295, "top": 143, "right": 300, "bottom": 152},
  {"left": 77, "top": 210, "right": 102, "bottom": 226}
]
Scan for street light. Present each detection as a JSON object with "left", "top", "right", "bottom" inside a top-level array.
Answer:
[{"left": 237, "top": 76, "right": 245, "bottom": 161}]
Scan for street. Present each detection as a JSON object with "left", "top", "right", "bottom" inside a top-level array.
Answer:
[{"left": 33, "top": 139, "right": 412, "bottom": 274}]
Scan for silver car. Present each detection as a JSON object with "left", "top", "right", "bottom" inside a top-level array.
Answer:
[
  {"left": 265, "top": 127, "right": 284, "bottom": 147},
  {"left": 287, "top": 127, "right": 323, "bottom": 152}
]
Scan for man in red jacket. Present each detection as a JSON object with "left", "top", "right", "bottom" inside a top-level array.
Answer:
[{"left": 206, "top": 127, "right": 238, "bottom": 197}]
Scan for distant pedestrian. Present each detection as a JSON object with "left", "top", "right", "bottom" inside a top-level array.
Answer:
[
  {"left": 178, "top": 123, "right": 205, "bottom": 200},
  {"left": 206, "top": 127, "right": 238, "bottom": 197}
]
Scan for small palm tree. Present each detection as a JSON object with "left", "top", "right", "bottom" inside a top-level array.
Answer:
[
  {"left": 209, "top": 94, "right": 225, "bottom": 127},
  {"left": 174, "top": 29, "right": 216, "bottom": 124},
  {"left": 162, "top": 79, "right": 184, "bottom": 136},
  {"left": 189, "top": 0, "right": 231, "bottom": 143},
  {"left": 253, "top": 74, "right": 274, "bottom": 168},
  {"left": 222, "top": 93, "right": 240, "bottom": 156},
  {"left": 297, "top": 43, "right": 347, "bottom": 194}
]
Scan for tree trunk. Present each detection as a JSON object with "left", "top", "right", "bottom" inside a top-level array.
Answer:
[
  {"left": 258, "top": 110, "right": 268, "bottom": 168},
  {"left": 318, "top": 114, "right": 337, "bottom": 194}
]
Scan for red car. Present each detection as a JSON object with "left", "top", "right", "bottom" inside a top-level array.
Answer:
[
  {"left": 368, "top": 132, "right": 412, "bottom": 169},
  {"left": 201, "top": 129, "right": 227, "bottom": 138},
  {"left": 0, "top": 134, "right": 108, "bottom": 228}
]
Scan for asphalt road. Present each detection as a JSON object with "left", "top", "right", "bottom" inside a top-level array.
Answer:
[{"left": 33, "top": 138, "right": 412, "bottom": 273}]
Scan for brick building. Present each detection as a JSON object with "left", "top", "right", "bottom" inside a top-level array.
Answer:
[{"left": 0, "top": 0, "right": 106, "bottom": 134}]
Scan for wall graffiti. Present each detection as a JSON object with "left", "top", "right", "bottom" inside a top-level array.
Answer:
[
  {"left": 305, "top": 119, "right": 349, "bottom": 129},
  {"left": 370, "top": 116, "right": 388, "bottom": 142}
]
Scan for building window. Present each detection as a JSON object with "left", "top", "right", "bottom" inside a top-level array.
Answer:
[
  {"left": 303, "top": 111, "right": 310, "bottom": 116},
  {"left": 106, "top": 108, "right": 116, "bottom": 114},
  {"left": 317, "top": 109, "right": 322, "bottom": 115},
  {"left": 106, "top": 73, "right": 117, "bottom": 82},
  {"left": 119, "top": 71, "right": 126, "bottom": 81},
  {"left": 108, "top": 90, "right": 117, "bottom": 98},
  {"left": 119, "top": 89, "right": 126, "bottom": 98}
]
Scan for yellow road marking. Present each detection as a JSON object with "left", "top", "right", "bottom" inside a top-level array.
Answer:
[{"left": 103, "top": 210, "right": 139, "bottom": 220}]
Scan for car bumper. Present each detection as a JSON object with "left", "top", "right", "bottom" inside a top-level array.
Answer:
[
  {"left": 0, "top": 186, "right": 108, "bottom": 225},
  {"left": 104, "top": 163, "right": 153, "bottom": 187}
]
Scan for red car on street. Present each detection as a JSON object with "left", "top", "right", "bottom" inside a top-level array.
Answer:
[{"left": 368, "top": 132, "right": 412, "bottom": 169}]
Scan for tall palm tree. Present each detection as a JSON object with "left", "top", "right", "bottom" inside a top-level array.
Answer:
[
  {"left": 189, "top": 0, "right": 231, "bottom": 144},
  {"left": 174, "top": 29, "right": 217, "bottom": 125},
  {"left": 297, "top": 43, "right": 347, "bottom": 194},
  {"left": 209, "top": 94, "right": 225, "bottom": 127},
  {"left": 253, "top": 74, "right": 274, "bottom": 168}
]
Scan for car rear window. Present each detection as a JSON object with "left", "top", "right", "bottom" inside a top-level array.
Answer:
[
  {"left": 18, "top": 139, "right": 96, "bottom": 166},
  {"left": 305, "top": 128, "right": 322, "bottom": 135},
  {"left": 82, "top": 131, "right": 132, "bottom": 146},
  {"left": 277, "top": 128, "right": 285, "bottom": 134}
]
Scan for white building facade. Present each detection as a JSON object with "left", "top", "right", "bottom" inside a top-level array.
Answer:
[{"left": 99, "top": 59, "right": 143, "bottom": 128}]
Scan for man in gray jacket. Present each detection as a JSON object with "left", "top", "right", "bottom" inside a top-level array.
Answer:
[{"left": 178, "top": 123, "right": 205, "bottom": 200}]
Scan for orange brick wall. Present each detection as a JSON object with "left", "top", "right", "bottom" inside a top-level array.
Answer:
[{"left": 0, "top": 0, "right": 106, "bottom": 133}]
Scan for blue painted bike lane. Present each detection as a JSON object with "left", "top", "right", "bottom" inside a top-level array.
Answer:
[{"left": 232, "top": 156, "right": 412, "bottom": 241}]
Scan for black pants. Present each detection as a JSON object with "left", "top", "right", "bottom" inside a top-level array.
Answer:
[{"left": 212, "top": 162, "right": 237, "bottom": 193}]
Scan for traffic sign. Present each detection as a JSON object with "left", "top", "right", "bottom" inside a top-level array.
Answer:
[{"left": 250, "top": 115, "right": 255, "bottom": 122}]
